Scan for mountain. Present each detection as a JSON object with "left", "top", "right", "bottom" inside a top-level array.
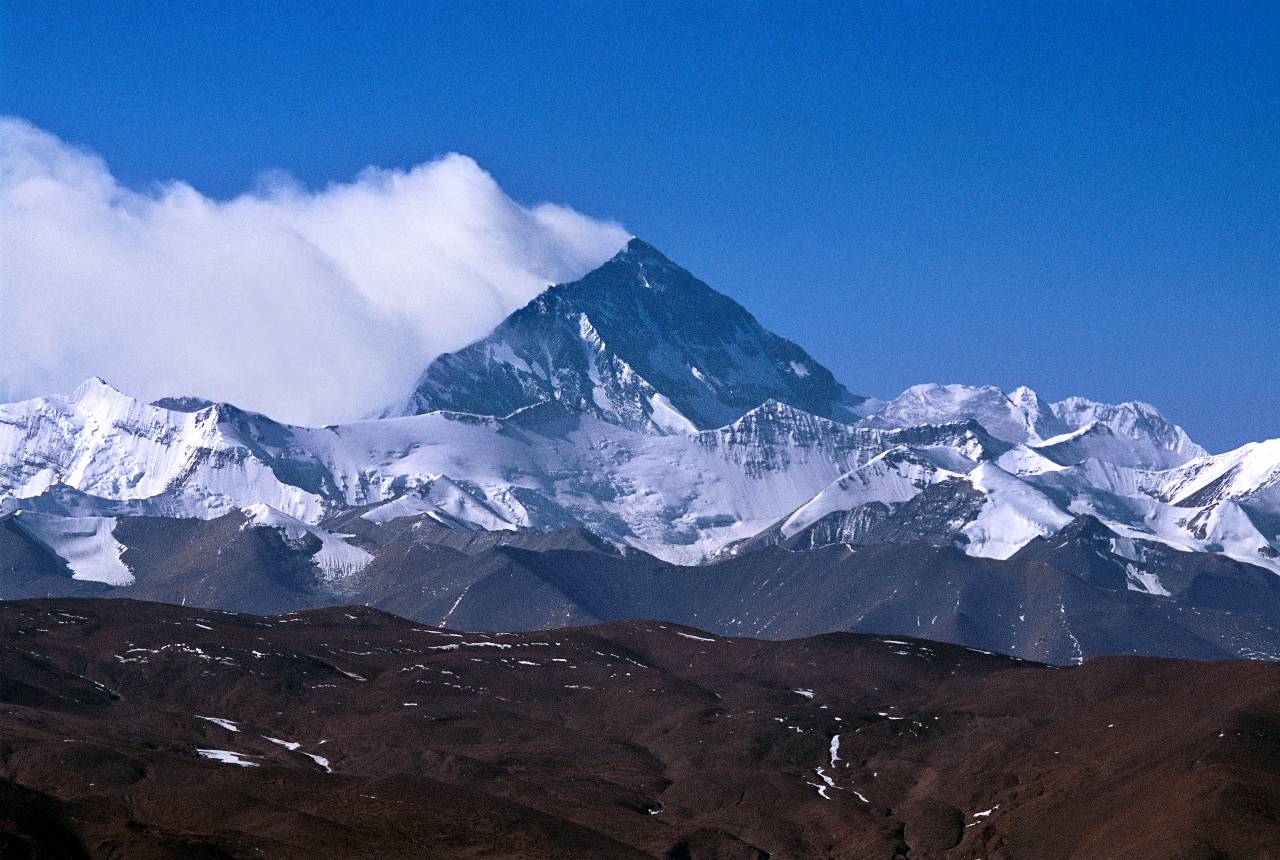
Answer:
[
  {"left": 5, "top": 597, "right": 1280, "bottom": 859},
  {"left": 1148, "top": 437, "right": 1280, "bottom": 508},
  {"left": 766, "top": 440, "right": 1280, "bottom": 574},
  {"left": 859, "top": 382, "right": 1205, "bottom": 469},
  {"left": 389, "top": 238, "right": 869, "bottom": 432},
  {"left": 0, "top": 377, "right": 341, "bottom": 523},
  {"left": 3, "top": 239, "right": 1280, "bottom": 666},
  {"left": 858, "top": 383, "right": 1057, "bottom": 443}
]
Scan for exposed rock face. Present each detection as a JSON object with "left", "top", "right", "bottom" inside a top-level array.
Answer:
[{"left": 392, "top": 238, "right": 868, "bottom": 432}]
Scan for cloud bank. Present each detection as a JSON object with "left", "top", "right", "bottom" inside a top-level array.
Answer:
[{"left": 0, "top": 118, "right": 629, "bottom": 424}]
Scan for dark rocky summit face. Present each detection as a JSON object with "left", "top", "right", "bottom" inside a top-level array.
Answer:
[
  {"left": 2, "top": 598, "right": 1280, "bottom": 859},
  {"left": 394, "top": 238, "right": 867, "bottom": 431}
]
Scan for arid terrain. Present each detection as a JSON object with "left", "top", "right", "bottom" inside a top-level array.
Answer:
[{"left": 2, "top": 598, "right": 1279, "bottom": 858}]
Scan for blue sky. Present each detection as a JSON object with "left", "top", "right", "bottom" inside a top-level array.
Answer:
[{"left": 2, "top": 1, "right": 1277, "bottom": 450}]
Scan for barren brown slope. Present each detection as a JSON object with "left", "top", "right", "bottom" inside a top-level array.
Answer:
[{"left": 1, "top": 598, "right": 1278, "bottom": 859}]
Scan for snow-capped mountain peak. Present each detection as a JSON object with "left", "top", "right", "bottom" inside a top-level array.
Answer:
[
  {"left": 859, "top": 382, "right": 1204, "bottom": 469},
  {"left": 389, "top": 237, "right": 869, "bottom": 433},
  {"left": 858, "top": 383, "right": 1046, "bottom": 443},
  {"left": 960, "top": 461, "right": 1074, "bottom": 559},
  {"left": 1048, "top": 396, "right": 1206, "bottom": 464},
  {"left": 71, "top": 375, "right": 129, "bottom": 401},
  {"left": 1150, "top": 438, "right": 1280, "bottom": 508}
]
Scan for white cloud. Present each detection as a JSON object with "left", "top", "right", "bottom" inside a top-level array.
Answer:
[{"left": 0, "top": 117, "right": 629, "bottom": 424}]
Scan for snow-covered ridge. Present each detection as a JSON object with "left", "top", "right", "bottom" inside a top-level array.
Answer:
[
  {"left": 2, "top": 375, "right": 1276, "bottom": 575},
  {"left": 0, "top": 377, "right": 332, "bottom": 521},
  {"left": 858, "top": 382, "right": 1206, "bottom": 469},
  {"left": 779, "top": 446, "right": 968, "bottom": 539},
  {"left": 0, "top": 377, "right": 887, "bottom": 565}
]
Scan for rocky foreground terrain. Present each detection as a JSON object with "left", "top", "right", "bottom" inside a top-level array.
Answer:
[{"left": 2, "top": 598, "right": 1279, "bottom": 858}]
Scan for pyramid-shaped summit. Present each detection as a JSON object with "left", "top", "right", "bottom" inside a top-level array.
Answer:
[{"left": 391, "top": 238, "right": 868, "bottom": 433}]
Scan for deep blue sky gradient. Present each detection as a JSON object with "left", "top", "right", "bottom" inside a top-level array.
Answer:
[{"left": 2, "top": 1, "right": 1277, "bottom": 450}]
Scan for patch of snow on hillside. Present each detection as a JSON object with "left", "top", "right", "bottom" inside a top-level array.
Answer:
[
  {"left": 197, "top": 716, "right": 240, "bottom": 732},
  {"left": 1125, "top": 564, "right": 1171, "bottom": 596},
  {"left": 243, "top": 504, "right": 373, "bottom": 577},
  {"left": 12, "top": 512, "right": 134, "bottom": 585},
  {"left": 196, "top": 749, "right": 258, "bottom": 767},
  {"left": 648, "top": 393, "right": 698, "bottom": 434}
]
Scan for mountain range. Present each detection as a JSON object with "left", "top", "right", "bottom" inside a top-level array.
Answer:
[{"left": 2, "top": 238, "right": 1279, "bottom": 663}]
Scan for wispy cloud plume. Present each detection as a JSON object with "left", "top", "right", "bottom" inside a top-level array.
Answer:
[{"left": 0, "top": 118, "right": 629, "bottom": 424}]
